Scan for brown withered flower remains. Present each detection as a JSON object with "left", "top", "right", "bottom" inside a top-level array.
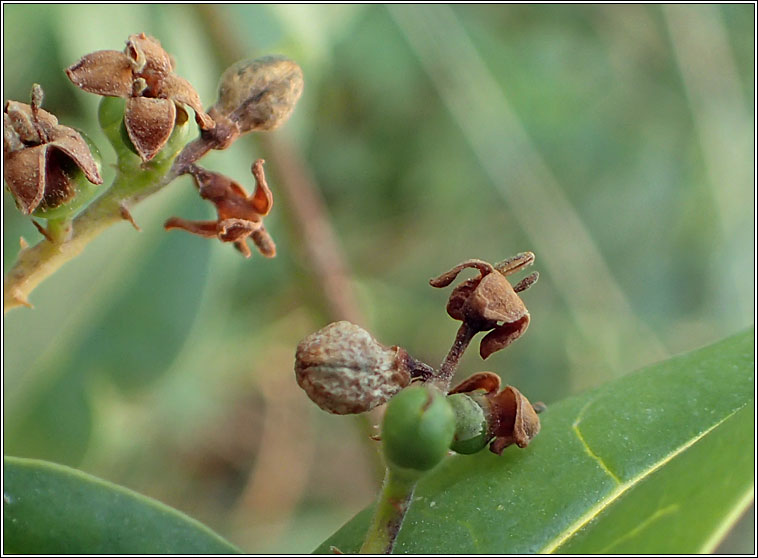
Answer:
[
  {"left": 4, "top": 84, "right": 102, "bottom": 215},
  {"left": 65, "top": 32, "right": 214, "bottom": 162},
  {"left": 430, "top": 252, "right": 538, "bottom": 359},
  {"left": 164, "top": 159, "right": 276, "bottom": 258},
  {"left": 449, "top": 371, "right": 542, "bottom": 455}
]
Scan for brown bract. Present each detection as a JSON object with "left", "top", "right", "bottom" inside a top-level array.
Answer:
[
  {"left": 65, "top": 32, "right": 214, "bottom": 162},
  {"left": 164, "top": 159, "right": 275, "bottom": 258},
  {"left": 3, "top": 85, "right": 102, "bottom": 214},
  {"left": 430, "top": 253, "right": 539, "bottom": 359},
  {"left": 449, "top": 371, "right": 542, "bottom": 455}
]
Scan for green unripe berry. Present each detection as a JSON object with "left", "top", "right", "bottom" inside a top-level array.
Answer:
[
  {"left": 447, "top": 393, "right": 491, "bottom": 454},
  {"left": 382, "top": 384, "right": 455, "bottom": 474}
]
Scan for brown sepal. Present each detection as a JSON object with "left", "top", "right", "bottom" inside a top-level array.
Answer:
[
  {"left": 164, "top": 160, "right": 275, "bottom": 258},
  {"left": 160, "top": 74, "right": 214, "bottom": 130},
  {"left": 488, "top": 385, "right": 541, "bottom": 454},
  {"left": 125, "top": 33, "right": 172, "bottom": 80},
  {"left": 65, "top": 50, "right": 134, "bottom": 97},
  {"left": 46, "top": 125, "right": 103, "bottom": 185},
  {"left": 449, "top": 371, "right": 501, "bottom": 395},
  {"left": 429, "top": 258, "right": 494, "bottom": 288},
  {"left": 125, "top": 96, "right": 176, "bottom": 161},
  {"left": 4, "top": 146, "right": 46, "bottom": 214},
  {"left": 468, "top": 271, "right": 527, "bottom": 324},
  {"left": 479, "top": 314, "right": 530, "bottom": 360}
]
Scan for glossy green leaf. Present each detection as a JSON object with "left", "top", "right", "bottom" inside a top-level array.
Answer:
[
  {"left": 3, "top": 456, "right": 241, "bottom": 554},
  {"left": 318, "top": 329, "right": 755, "bottom": 554}
]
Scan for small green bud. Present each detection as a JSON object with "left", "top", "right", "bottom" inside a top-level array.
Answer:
[
  {"left": 382, "top": 384, "right": 455, "bottom": 474},
  {"left": 447, "top": 392, "right": 490, "bottom": 455}
]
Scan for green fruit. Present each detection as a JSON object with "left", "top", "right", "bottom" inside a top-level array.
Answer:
[
  {"left": 382, "top": 384, "right": 455, "bottom": 473},
  {"left": 447, "top": 393, "right": 491, "bottom": 454}
]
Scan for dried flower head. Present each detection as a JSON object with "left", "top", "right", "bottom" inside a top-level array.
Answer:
[
  {"left": 164, "top": 159, "right": 276, "bottom": 258},
  {"left": 449, "top": 371, "right": 542, "bottom": 455},
  {"left": 209, "top": 56, "right": 304, "bottom": 136},
  {"left": 4, "top": 84, "right": 102, "bottom": 215},
  {"left": 66, "top": 33, "right": 214, "bottom": 161},
  {"left": 430, "top": 253, "right": 539, "bottom": 359},
  {"left": 294, "top": 321, "right": 418, "bottom": 415}
]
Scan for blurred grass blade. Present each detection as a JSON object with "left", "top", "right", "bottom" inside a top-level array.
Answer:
[
  {"left": 317, "top": 328, "right": 754, "bottom": 554},
  {"left": 388, "top": 5, "right": 668, "bottom": 375},
  {"left": 3, "top": 456, "right": 242, "bottom": 554}
]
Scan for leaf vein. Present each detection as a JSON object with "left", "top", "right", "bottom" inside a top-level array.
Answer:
[
  {"left": 598, "top": 503, "right": 679, "bottom": 553},
  {"left": 540, "top": 404, "right": 745, "bottom": 554}
]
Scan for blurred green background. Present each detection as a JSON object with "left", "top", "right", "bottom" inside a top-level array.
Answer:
[{"left": 3, "top": 4, "right": 754, "bottom": 553}]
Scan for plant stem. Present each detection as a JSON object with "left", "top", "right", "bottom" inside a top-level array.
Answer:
[
  {"left": 435, "top": 322, "right": 477, "bottom": 390},
  {"left": 359, "top": 468, "right": 417, "bottom": 554},
  {"left": 4, "top": 152, "right": 180, "bottom": 313}
]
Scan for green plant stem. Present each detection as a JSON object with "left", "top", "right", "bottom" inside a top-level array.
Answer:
[
  {"left": 3, "top": 155, "right": 179, "bottom": 313},
  {"left": 359, "top": 468, "right": 418, "bottom": 554}
]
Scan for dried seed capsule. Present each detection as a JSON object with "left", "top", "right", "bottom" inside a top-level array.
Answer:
[
  {"left": 210, "top": 56, "right": 304, "bottom": 134},
  {"left": 295, "top": 321, "right": 413, "bottom": 415},
  {"left": 382, "top": 384, "right": 456, "bottom": 474},
  {"left": 4, "top": 86, "right": 103, "bottom": 217}
]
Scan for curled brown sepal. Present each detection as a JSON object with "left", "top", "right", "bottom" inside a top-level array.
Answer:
[
  {"left": 430, "top": 253, "right": 539, "bottom": 359},
  {"left": 3, "top": 85, "right": 102, "bottom": 215},
  {"left": 65, "top": 32, "right": 213, "bottom": 161},
  {"left": 449, "top": 371, "right": 541, "bottom": 455},
  {"left": 164, "top": 159, "right": 276, "bottom": 258}
]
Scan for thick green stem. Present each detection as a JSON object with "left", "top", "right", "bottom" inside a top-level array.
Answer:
[{"left": 359, "top": 468, "right": 418, "bottom": 554}]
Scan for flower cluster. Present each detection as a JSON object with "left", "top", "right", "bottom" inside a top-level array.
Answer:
[
  {"left": 66, "top": 33, "right": 213, "bottom": 162},
  {"left": 293, "top": 253, "right": 543, "bottom": 469}
]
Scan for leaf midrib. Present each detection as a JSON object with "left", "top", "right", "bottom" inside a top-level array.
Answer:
[{"left": 539, "top": 404, "right": 746, "bottom": 553}]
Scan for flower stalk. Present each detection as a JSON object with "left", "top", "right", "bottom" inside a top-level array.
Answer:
[{"left": 359, "top": 469, "right": 417, "bottom": 554}]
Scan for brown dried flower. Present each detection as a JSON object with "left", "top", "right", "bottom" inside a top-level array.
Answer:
[
  {"left": 209, "top": 56, "right": 304, "bottom": 138},
  {"left": 164, "top": 159, "right": 276, "bottom": 258},
  {"left": 295, "top": 321, "right": 432, "bottom": 415},
  {"left": 4, "top": 84, "right": 102, "bottom": 215},
  {"left": 430, "top": 253, "right": 538, "bottom": 359},
  {"left": 449, "top": 371, "right": 542, "bottom": 455},
  {"left": 66, "top": 33, "right": 214, "bottom": 162}
]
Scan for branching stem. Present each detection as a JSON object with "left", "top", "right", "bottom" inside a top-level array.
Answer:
[{"left": 3, "top": 142, "right": 187, "bottom": 313}]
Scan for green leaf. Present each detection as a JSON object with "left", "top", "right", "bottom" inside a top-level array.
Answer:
[
  {"left": 317, "top": 329, "right": 755, "bottom": 554},
  {"left": 3, "top": 456, "right": 241, "bottom": 554}
]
